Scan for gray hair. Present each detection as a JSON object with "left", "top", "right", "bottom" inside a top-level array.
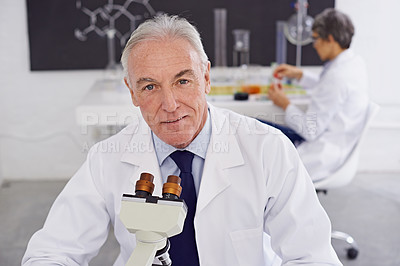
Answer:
[
  {"left": 312, "top": 8, "right": 354, "bottom": 49},
  {"left": 120, "top": 14, "right": 209, "bottom": 83}
]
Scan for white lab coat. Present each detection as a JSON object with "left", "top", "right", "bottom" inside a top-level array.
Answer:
[
  {"left": 285, "top": 49, "right": 369, "bottom": 181},
  {"left": 22, "top": 104, "right": 341, "bottom": 266}
]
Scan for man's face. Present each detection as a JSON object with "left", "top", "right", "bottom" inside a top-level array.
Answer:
[{"left": 125, "top": 38, "right": 211, "bottom": 149}]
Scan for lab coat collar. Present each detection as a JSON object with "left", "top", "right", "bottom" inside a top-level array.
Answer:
[
  {"left": 195, "top": 103, "right": 244, "bottom": 214},
  {"left": 321, "top": 49, "right": 354, "bottom": 79},
  {"left": 329, "top": 49, "right": 354, "bottom": 69}
]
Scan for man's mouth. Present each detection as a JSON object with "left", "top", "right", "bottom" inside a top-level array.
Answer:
[{"left": 164, "top": 116, "right": 185, "bottom": 123}]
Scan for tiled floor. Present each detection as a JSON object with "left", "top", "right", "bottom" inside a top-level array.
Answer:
[{"left": 1, "top": 172, "right": 399, "bottom": 266}]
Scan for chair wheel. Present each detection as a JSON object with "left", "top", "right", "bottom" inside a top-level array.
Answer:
[{"left": 347, "top": 247, "right": 358, "bottom": 259}]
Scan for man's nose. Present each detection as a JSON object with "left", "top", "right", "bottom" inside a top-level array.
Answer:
[{"left": 161, "top": 87, "right": 178, "bottom": 112}]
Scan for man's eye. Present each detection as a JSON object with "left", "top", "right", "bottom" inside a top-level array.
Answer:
[
  {"left": 179, "top": 79, "right": 189, "bottom": 85},
  {"left": 144, "top": 84, "right": 154, "bottom": 91}
]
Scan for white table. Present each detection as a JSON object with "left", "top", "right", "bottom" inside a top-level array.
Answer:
[{"left": 76, "top": 79, "right": 309, "bottom": 128}]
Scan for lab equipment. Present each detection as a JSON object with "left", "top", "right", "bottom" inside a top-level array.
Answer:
[
  {"left": 275, "top": 21, "right": 287, "bottom": 64},
  {"left": 105, "top": 28, "right": 122, "bottom": 79},
  {"left": 282, "top": 0, "right": 314, "bottom": 66},
  {"left": 234, "top": 92, "right": 249, "bottom": 101},
  {"left": 232, "top": 29, "right": 250, "bottom": 66},
  {"left": 120, "top": 173, "right": 187, "bottom": 266},
  {"left": 214, "top": 8, "right": 228, "bottom": 67}
]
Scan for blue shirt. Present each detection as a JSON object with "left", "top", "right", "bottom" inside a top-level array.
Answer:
[{"left": 152, "top": 110, "right": 211, "bottom": 196}]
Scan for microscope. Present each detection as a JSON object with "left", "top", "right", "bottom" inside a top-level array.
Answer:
[{"left": 119, "top": 173, "right": 187, "bottom": 266}]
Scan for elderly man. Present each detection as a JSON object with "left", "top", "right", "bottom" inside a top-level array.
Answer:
[
  {"left": 22, "top": 15, "right": 341, "bottom": 266},
  {"left": 265, "top": 8, "right": 369, "bottom": 182}
]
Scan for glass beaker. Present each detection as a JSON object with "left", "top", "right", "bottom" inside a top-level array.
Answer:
[{"left": 232, "top": 29, "right": 250, "bottom": 66}]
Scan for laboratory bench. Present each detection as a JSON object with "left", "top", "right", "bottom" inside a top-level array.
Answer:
[{"left": 75, "top": 78, "right": 309, "bottom": 129}]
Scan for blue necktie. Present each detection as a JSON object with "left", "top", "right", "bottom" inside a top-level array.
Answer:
[{"left": 168, "top": 150, "right": 200, "bottom": 266}]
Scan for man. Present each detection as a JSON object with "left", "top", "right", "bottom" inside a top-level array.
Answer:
[
  {"left": 266, "top": 8, "right": 369, "bottom": 181},
  {"left": 22, "top": 15, "right": 341, "bottom": 265}
]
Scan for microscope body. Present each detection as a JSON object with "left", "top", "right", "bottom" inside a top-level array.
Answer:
[{"left": 119, "top": 173, "right": 187, "bottom": 266}]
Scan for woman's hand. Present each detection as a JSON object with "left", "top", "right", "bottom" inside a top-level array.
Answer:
[
  {"left": 267, "top": 84, "right": 290, "bottom": 110},
  {"left": 273, "top": 64, "right": 303, "bottom": 80}
]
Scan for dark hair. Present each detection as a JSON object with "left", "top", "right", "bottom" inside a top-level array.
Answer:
[{"left": 312, "top": 8, "right": 354, "bottom": 49}]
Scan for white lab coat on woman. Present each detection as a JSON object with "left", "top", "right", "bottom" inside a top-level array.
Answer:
[
  {"left": 22, "top": 104, "right": 341, "bottom": 266},
  {"left": 285, "top": 49, "right": 369, "bottom": 181}
]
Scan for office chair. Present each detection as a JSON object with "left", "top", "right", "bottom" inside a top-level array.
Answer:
[{"left": 314, "top": 102, "right": 380, "bottom": 259}]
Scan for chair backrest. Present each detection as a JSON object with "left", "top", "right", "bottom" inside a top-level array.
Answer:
[{"left": 314, "top": 102, "right": 380, "bottom": 190}]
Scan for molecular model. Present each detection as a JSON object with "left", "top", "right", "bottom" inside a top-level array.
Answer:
[{"left": 74, "top": 0, "right": 158, "bottom": 48}]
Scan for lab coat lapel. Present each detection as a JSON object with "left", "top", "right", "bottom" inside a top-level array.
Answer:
[
  {"left": 120, "top": 120, "right": 163, "bottom": 196},
  {"left": 118, "top": 105, "right": 245, "bottom": 207},
  {"left": 196, "top": 105, "right": 244, "bottom": 214}
]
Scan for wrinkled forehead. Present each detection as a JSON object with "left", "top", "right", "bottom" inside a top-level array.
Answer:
[
  {"left": 127, "top": 38, "right": 203, "bottom": 79},
  {"left": 131, "top": 38, "right": 200, "bottom": 64}
]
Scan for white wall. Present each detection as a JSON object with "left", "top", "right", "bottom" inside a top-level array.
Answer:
[
  {"left": 1, "top": 0, "right": 399, "bottom": 183},
  {"left": 336, "top": 0, "right": 400, "bottom": 105},
  {"left": 335, "top": 0, "right": 400, "bottom": 172}
]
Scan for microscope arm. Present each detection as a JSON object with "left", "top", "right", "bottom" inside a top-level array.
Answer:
[{"left": 126, "top": 236, "right": 167, "bottom": 266}]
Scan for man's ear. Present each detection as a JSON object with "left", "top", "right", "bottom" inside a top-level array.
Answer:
[
  {"left": 204, "top": 61, "right": 211, "bottom": 95},
  {"left": 124, "top": 77, "right": 139, "bottom": 107},
  {"left": 327, "top": 34, "right": 335, "bottom": 43}
]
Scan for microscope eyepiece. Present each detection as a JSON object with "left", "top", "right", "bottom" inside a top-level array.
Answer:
[
  {"left": 162, "top": 175, "right": 182, "bottom": 200},
  {"left": 135, "top": 172, "right": 155, "bottom": 197}
]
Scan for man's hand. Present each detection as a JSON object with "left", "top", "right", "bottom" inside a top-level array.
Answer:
[
  {"left": 273, "top": 64, "right": 303, "bottom": 80},
  {"left": 268, "top": 84, "right": 290, "bottom": 110}
]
